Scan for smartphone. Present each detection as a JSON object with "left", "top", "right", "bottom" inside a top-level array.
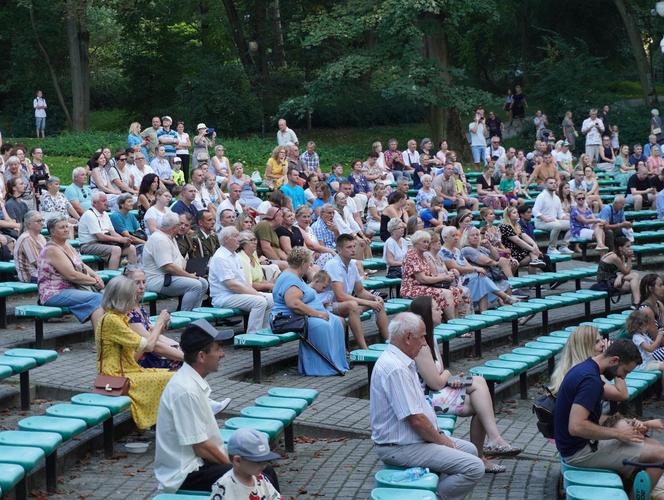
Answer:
[{"left": 463, "top": 375, "right": 474, "bottom": 386}]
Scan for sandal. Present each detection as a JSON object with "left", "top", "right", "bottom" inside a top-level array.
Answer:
[
  {"left": 484, "top": 462, "right": 506, "bottom": 474},
  {"left": 461, "top": 332, "right": 474, "bottom": 338},
  {"left": 483, "top": 443, "right": 522, "bottom": 458}
]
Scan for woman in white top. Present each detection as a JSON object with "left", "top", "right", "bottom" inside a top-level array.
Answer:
[
  {"left": 89, "top": 151, "right": 120, "bottom": 208},
  {"left": 204, "top": 172, "right": 224, "bottom": 207},
  {"left": 109, "top": 150, "right": 138, "bottom": 195},
  {"left": 294, "top": 205, "right": 336, "bottom": 261},
  {"left": 175, "top": 121, "right": 192, "bottom": 182},
  {"left": 211, "top": 145, "right": 230, "bottom": 185},
  {"left": 371, "top": 141, "right": 386, "bottom": 170},
  {"left": 366, "top": 182, "right": 388, "bottom": 236},
  {"left": 383, "top": 217, "right": 409, "bottom": 278},
  {"left": 411, "top": 296, "right": 521, "bottom": 473},
  {"left": 143, "top": 188, "right": 173, "bottom": 236},
  {"left": 333, "top": 191, "right": 372, "bottom": 259}
]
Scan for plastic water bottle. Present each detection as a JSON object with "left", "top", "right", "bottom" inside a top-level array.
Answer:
[{"left": 398, "top": 467, "right": 429, "bottom": 482}]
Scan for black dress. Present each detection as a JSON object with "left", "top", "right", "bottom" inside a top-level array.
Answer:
[
  {"left": 380, "top": 214, "right": 391, "bottom": 242},
  {"left": 276, "top": 225, "right": 305, "bottom": 248}
]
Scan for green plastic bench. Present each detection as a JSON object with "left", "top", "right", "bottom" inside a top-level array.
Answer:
[
  {"left": 0, "top": 444, "right": 44, "bottom": 473},
  {"left": 4, "top": 348, "right": 58, "bottom": 365},
  {"left": 18, "top": 415, "right": 87, "bottom": 440},
  {"left": 368, "top": 343, "right": 389, "bottom": 351},
  {"left": 549, "top": 330, "right": 572, "bottom": 339},
  {"left": 14, "top": 304, "right": 68, "bottom": 346},
  {"left": 151, "top": 315, "right": 191, "bottom": 330},
  {"left": 71, "top": 393, "right": 131, "bottom": 415},
  {"left": 241, "top": 406, "right": 296, "bottom": 451},
  {"left": 256, "top": 329, "right": 299, "bottom": 342},
  {"left": 267, "top": 387, "right": 319, "bottom": 404},
  {"left": 384, "top": 302, "right": 409, "bottom": 315},
  {"left": 193, "top": 306, "right": 241, "bottom": 319},
  {"left": 565, "top": 485, "right": 627, "bottom": 500},
  {"left": 0, "top": 463, "right": 24, "bottom": 496},
  {"left": 223, "top": 417, "right": 284, "bottom": 440},
  {"left": 469, "top": 366, "right": 515, "bottom": 401},
  {"left": 234, "top": 333, "right": 281, "bottom": 383},
  {"left": 46, "top": 403, "right": 111, "bottom": 426},
  {"left": 219, "top": 428, "right": 269, "bottom": 445},
  {"left": 374, "top": 468, "right": 438, "bottom": 492},
  {"left": 171, "top": 310, "right": 216, "bottom": 321},
  {"left": 0, "top": 355, "right": 38, "bottom": 410},
  {"left": 524, "top": 341, "right": 563, "bottom": 354},
  {"left": 350, "top": 348, "right": 381, "bottom": 386},
  {"left": 499, "top": 353, "right": 540, "bottom": 368},
  {"left": 535, "top": 336, "right": 568, "bottom": 345},
  {"left": 96, "top": 269, "right": 122, "bottom": 283},
  {"left": 255, "top": 395, "right": 308, "bottom": 416},
  {"left": 0, "top": 430, "right": 62, "bottom": 492},
  {"left": 0, "top": 281, "right": 38, "bottom": 293},
  {"left": 371, "top": 487, "right": 437, "bottom": 499}
]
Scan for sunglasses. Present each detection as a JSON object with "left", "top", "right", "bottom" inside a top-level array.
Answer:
[{"left": 576, "top": 197, "right": 585, "bottom": 201}]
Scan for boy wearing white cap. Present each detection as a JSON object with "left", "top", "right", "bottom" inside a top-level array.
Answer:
[{"left": 210, "top": 428, "right": 282, "bottom": 499}]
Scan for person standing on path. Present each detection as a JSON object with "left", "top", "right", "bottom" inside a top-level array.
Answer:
[{"left": 33, "top": 90, "right": 47, "bottom": 138}]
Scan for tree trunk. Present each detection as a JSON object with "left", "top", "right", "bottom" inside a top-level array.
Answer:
[
  {"left": 27, "top": 4, "right": 73, "bottom": 128},
  {"left": 613, "top": 0, "right": 657, "bottom": 107},
  {"left": 421, "top": 13, "right": 470, "bottom": 160},
  {"left": 271, "top": 0, "right": 286, "bottom": 67},
  {"left": 219, "top": 0, "right": 254, "bottom": 79},
  {"left": 65, "top": 0, "right": 90, "bottom": 131}
]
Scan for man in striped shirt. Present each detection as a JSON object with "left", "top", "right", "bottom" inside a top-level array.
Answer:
[{"left": 370, "top": 313, "right": 484, "bottom": 500}]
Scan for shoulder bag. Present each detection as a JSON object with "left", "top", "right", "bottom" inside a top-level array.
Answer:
[{"left": 92, "top": 315, "right": 130, "bottom": 396}]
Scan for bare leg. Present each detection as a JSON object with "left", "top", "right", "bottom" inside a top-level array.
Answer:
[
  {"left": 594, "top": 226, "right": 607, "bottom": 248},
  {"left": 639, "top": 439, "right": 664, "bottom": 487},
  {"left": 336, "top": 301, "right": 367, "bottom": 349},
  {"left": 623, "top": 271, "right": 641, "bottom": 304},
  {"left": 374, "top": 308, "right": 389, "bottom": 341},
  {"left": 440, "top": 290, "right": 456, "bottom": 320},
  {"left": 90, "top": 307, "right": 104, "bottom": 332},
  {"left": 477, "top": 296, "right": 488, "bottom": 313},
  {"left": 497, "top": 257, "right": 513, "bottom": 278},
  {"left": 108, "top": 247, "right": 121, "bottom": 270}
]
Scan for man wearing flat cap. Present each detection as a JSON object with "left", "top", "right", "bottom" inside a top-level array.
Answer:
[{"left": 154, "top": 320, "right": 281, "bottom": 493}]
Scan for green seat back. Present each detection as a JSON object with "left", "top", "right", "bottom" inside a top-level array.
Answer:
[
  {"left": 70, "top": 393, "right": 131, "bottom": 415},
  {"left": 46, "top": 403, "right": 111, "bottom": 426},
  {"left": 223, "top": 417, "right": 284, "bottom": 439},
  {"left": 267, "top": 387, "right": 319, "bottom": 404},
  {"left": 0, "top": 430, "right": 62, "bottom": 454}
]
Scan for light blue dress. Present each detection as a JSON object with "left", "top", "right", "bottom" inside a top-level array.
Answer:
[
  {"left": 272, "top": 271, "right": 349, "bottom": 376},
  {"left": 439, "top": 246, "right": 501, "bottom": 304}
]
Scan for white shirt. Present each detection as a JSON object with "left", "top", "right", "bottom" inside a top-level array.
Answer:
[
  {"left": 485, "top": 145, "right": 505, "bottom": 162},
  {"left": 533, "top": 189, "right": 565, "bottom": 221},
  {"left": 215, "top": 199, "right": 243, "bottom": 232},
  {"left": 154, "top": 362, "right": 225, "bottom": 492},
  {"left": 633, "top": 333, "right": 655, "bottom": 370},
  {"left": 130, "top": 164, "right": 154, "bottom": 188},
  {"left": 383, "top": 237, "right": 410, "bottom": 263},
  {"left": 193, "top": 185, "right": 212, "bottom": 211},
  {"left": 276, "top": 127, "right": 298, "bottom": 146},
  {"left": 151, "top": 157, "right": 173, "bottom": 180},
  {"left": 78, "top": 207, "right": 114, "bottom": 244},
  {"left": 370, "top": 344, "right": 437, "bottom": 445},
  {"left": 468, "top": 121, "right": 487, "bottom": 147},
  {"left": 176, "top": 132, "right": 190, "bottom": 155},
  {"left": 553, "top": 150, "right": 573, "bottom": 164},
  {"left": 143, "top": 206, "right": 172, "bottom": 236},
  {"left": 33, "top": 97, "right": 47, "bottom": 118},
  {"left": 581, "top": 117, "right": 605, "bottom": 146},
  {"left": 209, "top": 246, "right": 247, "bottom": 306},
  {"left": 143, "top": 231, "right": 186, "bottom": 291},
  {"left": 402, "top": 149, "right": 420, "bottom": 167},
  {"left": 211, "top": 470, "right": 280, "bottom": 500}
]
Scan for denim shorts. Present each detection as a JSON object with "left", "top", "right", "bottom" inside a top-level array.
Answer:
[
  {"left": 35, "top": 116, "right": 46, "bottom": 130},
  {"left": 44, "top": 288, "right": 103, "bottom": 323},
  {"left": 471, "top": 146, "right": 485, "bottom": 164}
]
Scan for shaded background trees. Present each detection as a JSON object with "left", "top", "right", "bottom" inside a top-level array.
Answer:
[{"left": 1, "top": 0, "right": 663, "bottom": 148}]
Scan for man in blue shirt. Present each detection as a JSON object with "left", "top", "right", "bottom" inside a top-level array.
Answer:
[
  {"left": 171, "top": 184, "right": 199, "bottom": 227},
  {"left": 157, "top": 116, "right": 178, "bottom": 158},
  {"left": 110, "top": 193, "right": 145, "bottom": 246},
  {"left": 553, "top": 339, "right": 664, "bottom": 478},
  {"left": 280, "top": 167, "right": 306, "bottom": 210},
  {"left": 64, "top": 167, "right": 93, "bottom": 215},
  {"left": 420, "top": 196, "right": 446, "bottom": 229},
  {"left": 598, "top": 195, "right": 633, "bottom": 250},
  {"left": 324, "top": 234, "right": 388, "bottom": 350}
]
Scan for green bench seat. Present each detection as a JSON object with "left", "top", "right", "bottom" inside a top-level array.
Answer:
[
  {"left": 46, "top": 403, "right": 111, "bottom": 426},
  {"left": 267, "top": 387, "right": 318, "bottom": 404},
  {"left": 71, "top": 393, "right": 131, "bottom": 415},
  {"left": 241, "top": 406, "right": 296, "bottom": 425},
  {"left": 524, "top": 341, "right": 564, "bottom": 354},
  {"left": 371, "top": 487, "right": 437, "bottom": 499},
  {"left": 499, "top": 353, "right": 541, "bottom": 368},
  {"left": 223, "top": 417, "right": 284, "bottom": 440},
  {"left": 234, "top": 334, "right": 280, "bottom": 348},
  {"left": 219, "top": 428, "right": 269, "bottom": 445},
  {"left": 0, "top": 365, "right": 12, "bottom": 379},
  {"left": 0, "top": 463, "right": 24, "bottom": 493},
  {"left": 350, "top": 349, "right": 381, "bottom": 363},
  {"left": 512, "top": 347, "right": 553, "bottom": 360},
  {"left": 256, "top": 329, "right": 299, "bottom": 342},
  {"left": 374, "top": 468, "right": 438, "bottom": 492},
  {"left": 151, "top": 315, "right": 191, "bottom": 330},
  {"left": 485, "top": 359, "right": 528, "bottom": 372},
  {"left": 0, "top": 430, "right": 62, "bottom": 455},
  {"left": 0, "top": 281, "right": 38, "bottom": 293},
  {"left": 96, "top": 270, "right": 122, "bottom": 282},
  {"left": 171, "top": 310, "right": 216, "bottom": 321},
  {"left": 255, "top": 395, "right": 308, "bottom": 416},
  {"left": 549, "top": 330, "right": 572, "bottom": 339},
  {"left": 15, "top": 305, "right": 69, "bottom": 346},
  {"left": 535, "top": 336, "right": 568, "bottom": 345},
  {"left": 384, "top": 302, "right": 409, "bottom": 315},
  {"left": 193, "top": 306, "right": 241, "bottom": 319},
  {"left": 0, "top": 444, "right": 44, "bottom": 471},
  {"left": 368, "top": 343, "right": 389, "bottom": 351},
  {"left": 18, "top": 416, "right": 87, "bottom": 440},
  {"left": 4, "top": 348, "right": 58, "bottom": 365},
  {"left": 0, "top": 355, "right": 37, "bottom": 373},
  {"left": 565, "top": 485, "right": 627, "bottom": 500}
]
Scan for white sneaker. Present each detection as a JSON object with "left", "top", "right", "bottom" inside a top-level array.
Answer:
[
  {"left": 209, "top": 397, "right": 231, "bottom": 415},
  {"left": 558, "top": 247, "right": 574, "bottom": 255},
  {"left": 547, "top": 247, "right": 560, "bottom": 255}
]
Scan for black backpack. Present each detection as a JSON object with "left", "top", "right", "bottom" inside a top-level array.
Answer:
[{"left": 532, "top": 386, "right": 556, "bottom": 438}]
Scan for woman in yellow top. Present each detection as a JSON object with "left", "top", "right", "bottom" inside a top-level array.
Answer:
[
  {"left": 95, "top": 275, "right": 173, "bottom": 429},
  {"left": 237, "top": 230, "right": 280, "bottom": 291},
  {"left": 265, "top": 146, "right": 287, "bottom": 188}
]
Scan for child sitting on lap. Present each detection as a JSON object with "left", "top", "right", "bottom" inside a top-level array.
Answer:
[
  {"left": 628, "top": 309, "right": 664, "bottom": 397},
  {"left": 210, "top": 428, "right": 282, "bottom": 499},
  {"left": 310, "top": 270, "right": 334, "bottom": 311}
]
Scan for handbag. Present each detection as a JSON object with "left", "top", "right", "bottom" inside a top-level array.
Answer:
[
  {"left": 484, "top": 265, "right": 507, "bottom": 282},
  {"left": 93, "top": 316, "right": 130, "bottom": 396},
  {"left": 654, "top": 127, "right": 662, "bottom": 135},
  {"left": 532, "top": 386, "right": 556, "bottom": 438},
  {"left": 270, "top": 312, "right": 307, "bottom": 334}
]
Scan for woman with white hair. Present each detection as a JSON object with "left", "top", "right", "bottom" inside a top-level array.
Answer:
[
  {"left": 416, "top": 174, "right": 436, "bottom": 212},
  {"left": 211, "top": 145, "right": 230, "bottom": 184},
  {"left": 96, "top": 275, "right": 174, "bottom": 429},
  {"left": 383, "top": 217, "right": 409, "bottom": 279},
  {"left": 229, "top": 162, "right": 261, "bottom": 209},
  {"left": 14, "top": 210, "right": 46, "bottom": 283},
  {"left": 143, "top": 211, "right": 208, "bottom": 311},
  {"left": 652, "top": 109, "right": 664, "bottom": 145},
  {"left": 40, "top": 176, "right": 79, "bottom": 238}
]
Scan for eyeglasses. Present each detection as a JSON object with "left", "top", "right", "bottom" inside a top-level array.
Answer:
[
  {"left": 136, "top": 157, "right": 145, "bottom": 160},
  {"left": 118, "top": 158, "right": 127, "bottom": 161}
]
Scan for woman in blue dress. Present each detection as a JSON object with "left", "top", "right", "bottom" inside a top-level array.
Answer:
[{"left": 272, "top": 246, "right": 349, "bottom": 376}]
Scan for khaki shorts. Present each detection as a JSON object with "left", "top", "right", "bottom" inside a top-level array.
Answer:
[
  {"left": 565, "top": 439, "right": 644, "bottom": 475},
  {"left": 80, "top": 242, "right": 115, "bottom": 260}
]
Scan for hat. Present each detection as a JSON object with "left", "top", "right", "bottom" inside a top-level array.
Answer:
[
  {"left": 562, "top": 140, "right": 570, "bottom": 147},
  {"left": 179, "top": 319, "right": 234, "bottom": 354},
  {"left": 161, "top": 115, "right": 172, "bottom": 123},
  {"left": 262, "top": 206, "right": 281, "bottom": 221},
  {"left": 173, "top": 157, "right": 182, "bottom": 163},
  {"left": 197, "top": 123, "right": 207, "bottom": 130},
  {"left": 227, "top": 428, "right": 281, "bottom": 462}
]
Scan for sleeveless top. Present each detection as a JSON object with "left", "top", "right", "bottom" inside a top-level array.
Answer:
[
  {"left": 37, "top": 242, "right": 82, "bottom": 303},
  {"left": 596, "top": 255, "right": 619, "bottom": 283},
  {"left": 380, "top": 214, "right": 391, "bottom": 242}
]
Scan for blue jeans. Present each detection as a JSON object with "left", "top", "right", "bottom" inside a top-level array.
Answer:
[
  {"left": 44, "top": 288, "right": 103, "bottom": 323},
  {"left": 471, "top": 146, "right": 485, "bottom": 164}
]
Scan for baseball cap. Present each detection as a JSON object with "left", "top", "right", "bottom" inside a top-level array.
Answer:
[
  {"left": 173, "top": 157, "right": 182, "bottom": 163},
  {"left": 262, "top": 207, "right": 281, "bottom": 220},
  {"left": 227, "top": 428, "right": 281, "bottom": 462},
  {"left": 162, "top": 115, "right": 172, "bottom": 123},
  {"left": 197, "top": 123, "right": 207, "bottom": 130},
  {"left": 562, "top": 140, "right": 570, "bottom": 147},
  {"left": 179, "top": 319, "right": 234, "bottom": 354}
]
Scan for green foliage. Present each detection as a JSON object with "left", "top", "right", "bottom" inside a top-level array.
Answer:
[{"left": 10, "top": 131, "right": 125, "bottom": 158}]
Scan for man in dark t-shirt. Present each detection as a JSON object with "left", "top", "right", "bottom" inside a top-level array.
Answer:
[
  {"left": 553, "top": 339, "right": 664, "bottom": 477},
  {"left": 625, "top": 164, "right": 657, "bottom": 211}
]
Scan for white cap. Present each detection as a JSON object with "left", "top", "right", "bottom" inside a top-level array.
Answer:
[{"left": 197, "top": 123, "right": 207, "bottom": 130}]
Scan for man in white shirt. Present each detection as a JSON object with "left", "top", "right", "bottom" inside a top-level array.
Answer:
[
  {"left": 208, "top": 226, "right": 273, "bottom": 333},
  {"left": 484, "top": 136, "right": 505, "bottom": 165},
  {"left": 143, "top": 212, "right": 208, "bottom": 310},
  {"left": 494, "top": 147, "right": 517, "bottom": 182},
  {"left": 130, "top": 152, "right": 154, "bottom": 189},
  {"left": 33, "top": 90, "right": 47, "bottom": 138},
  {"left": 155, "top": 319, "right": 280, "bottom": 493},
  {"left": 468, "top": 114, "right": 487, "bottom": 167},
  {"left": 401, "top": 139, "right": 420, "bottom": 174},
  {"left": 276, "top": 118, "right": 298, "bottom": 146},
  {"left": 78, "top": 192, "right": 137, "bottom": 270},
  {"left": 190, "top": 167, "right": 214, "bottom": 214},
  {"left": 371, "top": 313, "right": 484, "bottom": 500},
  {"left": 553, "top": 141, "right": 573, "bottom": 172},
  {"left": 215, "top": 183, "right": 243, "bottom": 233},
  {"left": 581, "top": 108, "right": 605, "bottom": 162},
  {"left": 532, "top": 177, "right": 573, "bottom": 255}
]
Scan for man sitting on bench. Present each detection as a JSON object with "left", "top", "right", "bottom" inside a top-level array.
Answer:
[
  {"left": 324, "top": 233, "right": 388, "bottom": 349},
  {"left": 555, "top": 339, "right": 664, "bottom": 484}
]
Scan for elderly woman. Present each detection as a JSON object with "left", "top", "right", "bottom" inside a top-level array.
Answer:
[
  {"left": 383, "top": 217, "right": 409, "bottom": 278},
  {"left": 210, "top": 145, "right": 230, "bottom": 184},
  {"left": 230, "top": 162, "right": 262, "bottom": 209},
  {"left": 123, "top": 265, "right": 183, "bottom": 370},
  {"left": 276, "top": 207, "right": 305, "bottom": 254},
  {"left": 14, "top": 211, "right": 46, "bottom": 283},
  {"left": 411, "top": 296, "right": 521, "bottom": 472},
  {"left": 143, "top": 212, "right": 208, "bottom": 311},
  {"left": 401, "top": 230, "right": 468, "bottom": 321},
  {"left": 461, "top": 227, "right": 517, "bottom": 297},
  {"left": 143, "top": 188, "right": 173, "bottom": 237},
  {"left": 440, "top": 226, "right": 514, "bottom": 313},
  {"left": 416, "top": 174, "right": 436, "bottom": 212},
  {"left": 426, "top": 230, "right": 470, "bottom": 316},
  {"left": 204, "top": 171, "right": 224, "bottom": 206},
  {"left": 96, "top": 276, "right": 173, "bottom": 429},
  {"left": 265, "top": 146, "right": 287, "bottom": 188},
  {"left": 271, "top": 247, "right": 349, "bottom": 376},
  {"left": 332, "top": 191, "right": 372, "bottom": 259},
  {"left": 38, "top": 215, "right": 104, "bottom": 329},
  {"left": 237, "top": 231, "right": 280, "bottom": 290},
  {"left": 40, "top": 176, "right": 79, "bottom": 238},
  {"left": 4, "top": 155, "right": 35, "bottom": 210}
]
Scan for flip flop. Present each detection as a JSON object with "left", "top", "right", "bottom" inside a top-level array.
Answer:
[
  {"left": 484, "top": 463, "right": 506, "bottom": 474},
  {"left": 483, "top": 443, "right": 522, "bottom": 458},
  {"left": 461, "top": 332, "right": 474, "bottom": 338}
]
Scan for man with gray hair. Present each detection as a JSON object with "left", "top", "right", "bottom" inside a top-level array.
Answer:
[
  {"left": 581, "top": 108, "right": 605, "bottom": 162},
  {"left": 143, "top": 211, "right": 208, "bottom": 311},
  {"left": 371, "top": 312, "right": 484, "bottom": 500},
  {"left": 78, "top": 192, "right": 137, "bottom": 270},
  {"left": 598, "top": 194, "right": 634, "bottom": 250},
  {"left": 208, "top": 226, "right": 273, "bottom": 333}
]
